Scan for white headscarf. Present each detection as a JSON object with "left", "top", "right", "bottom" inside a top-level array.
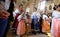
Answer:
[
  {"left": 26, "top": 7, "right": 30, "bottom": 12},
  {"left": 43, "top": 14, "right": 48, "bottom": 20},
  {"left": 13, "top": 9, "right": 20, "bottom": 17}
]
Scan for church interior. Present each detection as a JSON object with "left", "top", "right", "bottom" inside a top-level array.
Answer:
[{"left": 0, "top": 0, "right": 60, "bottom": 37}]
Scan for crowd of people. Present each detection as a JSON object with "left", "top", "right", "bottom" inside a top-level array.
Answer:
[
  {"left": 0, "top": 0, "right": 60, "bottom": 37},
  {"left": 12, "top": 4, "right": 51, "bottom": 37}
]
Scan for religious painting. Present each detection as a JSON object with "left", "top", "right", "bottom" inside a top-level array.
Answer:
[{"left": 49, "top": 5, "right": 52, "bottom": 10}]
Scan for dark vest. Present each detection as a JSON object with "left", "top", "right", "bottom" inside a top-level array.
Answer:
[{"left": 7, "top": 0, "right": 14, "bottom": 22}]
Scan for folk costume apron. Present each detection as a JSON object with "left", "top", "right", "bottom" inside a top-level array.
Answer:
[
  {"left": 26, "top": 17, "right": 31, "bottom": 33},
  {"left": 17, "top": 18, "right": 26, "bottom": 35},
  {"left": 42, "top": 14, "right": 50, "bottom": 33},
  {"left": 33, "top": 15, "right": 39, "bottom": 31}
]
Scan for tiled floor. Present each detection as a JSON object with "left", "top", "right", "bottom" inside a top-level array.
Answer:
[
  {"left": 28, "top": 34, "right": 48, "bottom": 37},
  {"left": 7, "top": 30, "right": 48, "bottom": 37}
]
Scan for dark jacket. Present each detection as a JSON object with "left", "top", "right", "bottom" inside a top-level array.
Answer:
[{"left": 7, "top": 0, "right": 14, "bottom": 22}]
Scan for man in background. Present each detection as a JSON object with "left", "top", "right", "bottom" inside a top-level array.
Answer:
[
  {"left": 4, "top": 0, "right": 14, "bottom": 37},
  {"left": 0, "top": 1, "right": 10, "bottom": 37}
]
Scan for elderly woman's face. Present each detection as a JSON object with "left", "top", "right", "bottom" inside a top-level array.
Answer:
[{"left": 57, "top": 7, "right": 60, "bottom": 11}]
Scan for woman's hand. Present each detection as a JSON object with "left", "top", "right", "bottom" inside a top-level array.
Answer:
[{"left": 0, "top": 10, "right": 10, "bottom": 19}]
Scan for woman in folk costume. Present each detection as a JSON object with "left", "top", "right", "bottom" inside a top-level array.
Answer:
[
  {"left": 51, "top": 4, "right": 60, "bottom": 37},
  {"left": 25, "top": 12, "right": 31, "bottom": 34},
  {"left": 42, "top": 13, "right": 50, "bottom": 35},
  {"left": 16, "top": 4, "right": 26, "bottom": 37},
  {"left": 31, "top": 7, "right": 40, "bottom": 34},
  {"left": 12, "top": 3, "right": 20, "bottom": 34},
  {"left": 25, "top": 6, "right": 31, "bottom": 34},
  {"left": 17, "top": 12, "right": 26, "bottom": 36},
  {"left": 12, "top": 8, "right": 20, "bottom": 34}
]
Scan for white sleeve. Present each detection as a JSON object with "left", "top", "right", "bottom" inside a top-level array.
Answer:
[
  {"left": 43, "top": 15, "right": 45, "bottom": 20},
  {"left": 52, "top": 11, "right": 57, "bottom": 18},
  {"left": 13, "top": 12, "right": 16, "bottom": 18},
  {"left": 52, "top": 12, "right": 57, "bottom": 18},
  {"left": 52, "top": 12, "right": 54, "bottom": 17},
  {"left": 43, "top": 15, "right": 48, "bottom": 20},
  {"left": 13, "top": 9, "right": 20, "bottom": 18},
  {"left": 17, "top": 15, "right": 22, "bottom": 21},
  {"left": 15, "top": 9, "right": 20, "bottom": 14},
  {"left": 37, "top": 13, "right": 41, "bottom": 19},
  {"left": 46, "top": 16, "right": 48, "bottom": 19},
  {"left": 26, "top": 7, "right": 30, "bottom": 12}
]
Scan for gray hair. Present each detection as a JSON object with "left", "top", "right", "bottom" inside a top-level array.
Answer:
[{"left": 0, "top": 1, "right": 5, "bottom": 10}]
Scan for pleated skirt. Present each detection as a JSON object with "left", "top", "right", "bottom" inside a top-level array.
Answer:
[
  {"left": 17, "top": 19, "right": 26, "bottom": 35},
  {"left": 51, "top": 18, "right": 60, "bottom": 37}
]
